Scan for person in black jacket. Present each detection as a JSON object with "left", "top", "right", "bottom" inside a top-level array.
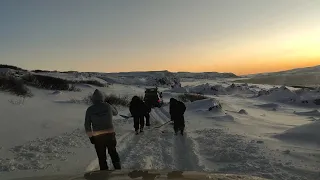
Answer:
[
  {"left": 144, "top": 100, "right": 152, "bottom": 126},
  {"left": 129, "top": 96, "right": 147, "bottom": 134},
  {"left": 169, "top": 98, "right": 186, "bottom": 135}
]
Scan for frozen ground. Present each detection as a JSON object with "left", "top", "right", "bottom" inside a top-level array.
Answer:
[{"left": 0, "top": 75, "right": 319, "bottom": 180}]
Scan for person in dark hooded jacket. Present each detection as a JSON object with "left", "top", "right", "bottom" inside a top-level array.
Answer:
[
  {"left": 169, "top": 98, "right": 186, "bottom": 135},
  {"left": 144, "top": 100, "right": 152, "bottom": 126},
  {"left": 129, "top": 96, "right": 148, "bottom": 134},
  {"left": 85, "top": 89, "right": 121, "bottom": 170}
]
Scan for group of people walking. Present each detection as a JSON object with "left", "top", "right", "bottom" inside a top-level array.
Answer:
[
  {"left": 84, "top": 89, "right": 186, "bottom": 171},
  {"left": 129, "top": 96, "right": 151, "bottom": 134}
]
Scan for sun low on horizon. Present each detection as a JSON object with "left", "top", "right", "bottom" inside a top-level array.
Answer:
[{"left": 1, "top": 0, "right": 319, "bottom": 75}]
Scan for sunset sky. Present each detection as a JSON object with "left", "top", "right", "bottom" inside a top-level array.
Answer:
[{"left": 1, "top": 0, "right": 319, "bottom": 75}]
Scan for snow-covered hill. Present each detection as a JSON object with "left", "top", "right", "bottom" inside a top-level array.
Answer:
[
  {"left": 237, "top": 65, "right": 320, "bottom": 86},
  {"left": 176, "top": 72, "right": 238, "bottom": 79},
  {"left": 250, "top": 65, "right": 320, "bottom": 77},
  {"left": 0, "top": 65, "right": 181, "bottom": 88},
  {"left": 99, "top": 71, "right": 181, "bottom": 87}
]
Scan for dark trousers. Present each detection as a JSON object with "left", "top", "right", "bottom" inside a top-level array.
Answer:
[
  {"left": 172, "top": 116, "right": 185, "bottom": 135},
  {"left": 145, "top": 113, "right": 150, "bottom": 126},
  {"left": 133, "top": 116, "right": 144, "bottom": 131},
  {"left": 94, "top": 133, "right": 121, "bottom": 170}
]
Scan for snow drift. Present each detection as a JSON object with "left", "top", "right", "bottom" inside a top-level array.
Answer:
[
  {"left": 187, "top": 83, "right": 255, "bottom": 95},
  {"left": 256, "top": 85, "right": 320, "bottom": 106},
  {"left": 167, "top": 87, "right": 188, "bottom": 93},
  {"left": 273, "top": 121, "right": 320, "bottom": 144},
  {"left": 257, "top": 86, "right": 298, "bottom": 102},
  {"left": 255, "top": 103, "right": 279, "bottom": 109},
  {"left": 294, "top": 110, "right": 320, "bottom": 117},
  {"left": 98, "top": 71, "right": 181, "bottom": 87},
  {"left": 186, "top": 98, "right": 221, "bottom": 112}
]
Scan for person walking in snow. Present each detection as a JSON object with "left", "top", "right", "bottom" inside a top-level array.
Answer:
[
  {"left": 129, "top": 96, "right": 147, "bottom": 134},
  {"left": 144, "top": 100, "right": 152, "bottom": 126},
  {"left": 169, "top": 98, "right": 186, "bottom": 135},
  {"left": 85, "top": 89, "right": 121, "bottom": 170}
]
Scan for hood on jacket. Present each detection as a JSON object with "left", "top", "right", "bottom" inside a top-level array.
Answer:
[
  {"left": 131, "top": 96, "right": 141, "bottom": 104},
  {"left": 92, "top": 89, "right": 104, "bottom": 104},
  {"left": 170, "top": 98, "right": 178, "bottom": 104}
]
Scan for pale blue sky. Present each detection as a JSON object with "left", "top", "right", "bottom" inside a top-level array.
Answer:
[{"left": 1, "top": 0, "right": 319, "bottom": 74}]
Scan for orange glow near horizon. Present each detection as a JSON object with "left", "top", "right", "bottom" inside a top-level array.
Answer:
[
  {"left": 195, "top": 58, "right": 320, "bottom": 75},
  {"left": 75, "top": 57, "right": 319, "bottom": 76},
  {"left": 26, "top": 24, "right": 320, "bottom": 75}
]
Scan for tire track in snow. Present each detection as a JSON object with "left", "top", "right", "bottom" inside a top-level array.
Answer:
[
  {"left": 152, "top": 107, "right": 204, "bottom": 171},
  {"left": 151, "top": 108, "right": 175, "bottom": 170},
  {"left": 173, "top": 134, "right": 204, "bottom": 171},
  {"left": 121, "top": 108, "right": 174, "bottom": 170},
  {"left": 155, "top": 107, "right": 205, "bottom": 171},
  {"left": 86, "top": 130, "right": 138, "bottom": 172}
]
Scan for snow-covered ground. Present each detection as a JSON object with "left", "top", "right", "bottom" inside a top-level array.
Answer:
[{"left": 0, "top": 73, "right": 319, "bottom": 180}]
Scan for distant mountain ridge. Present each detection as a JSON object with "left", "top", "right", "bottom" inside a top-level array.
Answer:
[
  {"left": 237, "top": 65, "right": 320, "bottom": 86},
  {"left": 175, "top": 72, "right": 238, "bottom": 79},
  {"left": 0, "top": 64, "right": 238, "bottom": 79},
  {"left": 247, "top": 65, "right": 320, "bottom": 77}
]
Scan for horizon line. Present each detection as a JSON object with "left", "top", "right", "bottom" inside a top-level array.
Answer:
[{"left": 0, "top": 63, "right": 319, "bottom": 76}]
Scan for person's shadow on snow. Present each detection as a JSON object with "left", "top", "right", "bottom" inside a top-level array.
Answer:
[
  {"left": 84, "top": 170, "right": 112, "bottom": 180},
  {"left": 128, "top": 170, "right": 160, "bottom": 179},
  {"left": 167, "top": 171, "right": 184, "bottom": 179}
]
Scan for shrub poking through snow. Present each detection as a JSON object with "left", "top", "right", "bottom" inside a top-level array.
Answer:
[
  {"left": 178, "top": 93, "right": 209, "bottom": 102},
  {"left": 104, "top": 94, "right": 129, "bottom": 106},
  {"left": 0, "top": 64, "right": 26, "bottom": 71},
  {"left": 0, "top": 74, "right": 32, "bottom": 97},
  {"left": 22, "top": 73, "right": 106, "bottom": 91},
  {"left": 68, "top": 84, "right": 81, "bottom": 92},
  {"left": 84, "top": 93, "right": 130, "bottom": 106},
  {"left": 22, "top": 74, "right": 71, "bottom": 91},
  {"left": 75, "top": 80, "right": 105, "bottom": 87},
  {"left": 239, "top": 109, "right": 248, "bottom": 115}
]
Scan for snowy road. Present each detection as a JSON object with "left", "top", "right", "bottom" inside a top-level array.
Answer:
[
  {"left": 86, "top": 107, "right": 204, "bottom": 172},
  {"left": 84, "top": 100, "right": 320, "bottom": 180}
]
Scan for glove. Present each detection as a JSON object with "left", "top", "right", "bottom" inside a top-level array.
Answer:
[{"left": 89, "top": 137, "right": 95, "bottom": 144}]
